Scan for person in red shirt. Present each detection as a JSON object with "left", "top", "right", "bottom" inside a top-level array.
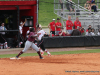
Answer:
[
  {"left": 66, "top": 16, "right": 73, "bottom": 34},
  {"left": 86, "top": 25, "right": 92, "bottom": 32},
  {"left": 48, "top": 19, "right": 56, "bottom": 35},
  {"left": 59, "top": 27, "right": 71, "bottom": 36},
  {"left": 59, "top": 27, "right": 66, "bottom": 36},
  {"left": 55, "top": 18, "right": 62, "bottom": 35},
  {"left": 79, "top": 27, "right": 84, "bottom": 35},
  {"left": 74, "top": 17, "right": 81, "bottom": 29}
]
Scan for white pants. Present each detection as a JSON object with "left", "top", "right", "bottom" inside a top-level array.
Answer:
[{"left": 22, "top": 41, "right": 39, "bottom": 52}]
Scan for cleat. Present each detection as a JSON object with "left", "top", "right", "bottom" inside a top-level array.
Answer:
[
  {"left": 41, "top": 52, "right": 44, "bottom": 55},
  {"left": 48, "top": 54, "right": 51, "bottom": 57},
  {"left": 7, "top": 47, "right": 10, "bottom": 49},
  {"left": 40, "top": 57, "right": 44, "bottom": 59},
  {"left": 10, "top": 57, "right": 21, "bottom": 60}
]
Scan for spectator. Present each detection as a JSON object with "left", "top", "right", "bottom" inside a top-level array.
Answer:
[
  {"left": 59, "top": 0, "right": 63, "bottom": 12},
  {"left": 0, "top": 23, "right": 10, "bottom": 49},
  {"left": 85, "top": 28, "right": 92, "bottom": 36},
  {"left": 59, "top": 27, "right": 69, "bottom": 36},
  {"left": 79, "top": 27, "right": 85, "bottom": 35},
  {"left": 66, "top": 0, "right": 75, "bottom": 12},
  {"left": 48, "top": 19, "right": 56, "bottom": 35},
  {"left": 84, "top": 0, "right": 91, "bottom": 10},
  {"left": 91, "top": 28, "right": 95, "bottom": 36},
  {"left": 90, "top": 2, "right": 97, "bottom": 12},
  {"left": 91, "top": 0, "right": 95, "bottom": 3},
  {"left": 74, "top": 17, "right": 81, "bottom": 29},
  {"left": 66, "top": 16, "right": 73, "bottom": 34},
  {"left": 86, "top": 25, "right": 92, "bottom": 32},
  {"left": 55, "top": 18, "right": 62, "bottom": 36},
  {"left": 97, "top": 29, "right": 100, "bottom": 35}
]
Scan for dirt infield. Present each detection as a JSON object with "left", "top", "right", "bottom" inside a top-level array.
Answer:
[
  {"left": 0, "top": 46, "right": 100, "bottom": 55},
  {"left": 0, "top": 53, "right": 100, "bottom": 75}
]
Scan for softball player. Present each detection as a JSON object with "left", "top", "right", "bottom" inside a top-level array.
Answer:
[
  {"left": 36, "top": 25, "right": 51, "bottom": 56},
  {"left": 18, "top": 19, "right": 27, "bottom": 47},
  {"left": 10, "top": 28, "right": 44, "bottom": 59},
  {"left": 0, "top": 23, "right": 10, "bottom": 49}
]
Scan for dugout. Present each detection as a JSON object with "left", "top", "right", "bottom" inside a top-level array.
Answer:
[{"left": 0, "top": 0, "right": 38, "bottom": 47}]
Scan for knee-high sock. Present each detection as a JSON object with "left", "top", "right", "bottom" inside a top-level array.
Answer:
[
  {"left": 19, "top": 42, "right": 23, "bottom": 47},
  {"left": 37, "top": 51, "right": 42, "bottom": 58},
  {"left": 45, "top": 49, "right": 50, "bottom": 54},
  {"left": 39, "top": 47, "right": 43, "bottom": 53},
  {"left": 16, "top": 51, "right": 23, "bottom": 58}
]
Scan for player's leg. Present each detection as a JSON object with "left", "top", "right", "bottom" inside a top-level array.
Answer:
[
  {"left": 19, "top": 34, "right": 24, "bottom": 47},
  {"left": 40, "top": 43, "right": 51, "bottom": 56},
  {"left": 37, "top": 40, "right": 44, "bottom": 54},
  {"left": 4, "top": 42, "right": 10, "bottom": 49},
  {"left": 0, "top": 43, "right": 3, "bottom": 49},
  {"left": 16, "top": 41, "right": 32, "bottom": 58},
  {"left": 31, "top": 43, "right": 44, "bottom": 59}
]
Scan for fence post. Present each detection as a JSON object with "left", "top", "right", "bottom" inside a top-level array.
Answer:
[{"left": 75, "top": 5, "right": 76, "bottom": 21}]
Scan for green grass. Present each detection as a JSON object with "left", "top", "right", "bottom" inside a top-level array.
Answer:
[
  {"left": 1, "top": 49, "right": 100, "bottom": 58},
  {"left": 39, "top": 0, "right": 59, "bottom": 26}
]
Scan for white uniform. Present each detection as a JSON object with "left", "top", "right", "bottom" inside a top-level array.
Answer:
[
  {"left": 19, "top": 26, "right": 23, "bottom": 34},
  {"left": 37, "top": 30, "right": 45, "bottom": 41}
]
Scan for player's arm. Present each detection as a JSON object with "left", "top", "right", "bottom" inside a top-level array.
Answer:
[
  {"left": 22, "top": 18, "right": 27, "bottom": 26},
  {"left": 56, "top": 25, "right": 62, "bottom": 28}
]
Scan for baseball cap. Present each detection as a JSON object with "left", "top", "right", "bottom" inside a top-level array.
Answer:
[
  {"left": 52, "top": 19, "right": 55, "bottom": 20},
  {"left": 39, "top": 24, "right": 42, "bottom": 28},
  {"left": 57, "top": 18, "right": 60, "bottom": 20}
]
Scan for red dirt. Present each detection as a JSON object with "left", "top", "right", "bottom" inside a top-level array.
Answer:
[{"left": 0, "top": 53, "right": 100, "bottom": 75}]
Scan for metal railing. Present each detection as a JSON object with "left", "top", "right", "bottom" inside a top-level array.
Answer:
[{"left": 54, "top": 0, "right": 100, "bottom": 33}]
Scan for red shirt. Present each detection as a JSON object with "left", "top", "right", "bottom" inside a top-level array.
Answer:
[
  {"left": 49, "top": 22, "right": 55, "bottom": 31},
  {"left": 27, "top": 32, "right": 36, "bottom": 42},
  {"left": 74, "top": 21, "right": 81, "bottom": 29},
  {"left": 86, "top": 29, "right": 88, "bottom": 32},
  {"left": 55, "top": 22, "right": 62, "bottom": 31},
  {"left": 66, "top": 20, "right": 73, "bottom": 30},
  {"left": 59, "top": 31, "right": 66, "bottom": 36},
  {"left": 79, "top": 29, "right": 84, "bottom": 34}
]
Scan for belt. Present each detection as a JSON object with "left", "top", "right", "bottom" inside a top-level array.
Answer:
[{"left": 28, "top": 40, "right": 34, "bottom": 43}]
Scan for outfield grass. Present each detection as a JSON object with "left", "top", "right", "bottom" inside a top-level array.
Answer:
[
  {"left": 39, "top": 0, "right": 59, "bottom": 26},
  {"left": 0, "top": 49, "right": 100, "bottom": 58}
]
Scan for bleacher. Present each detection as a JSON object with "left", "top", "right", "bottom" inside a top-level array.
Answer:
[{"left": 54, "top": 0, "right": 100, "bottom": 33}]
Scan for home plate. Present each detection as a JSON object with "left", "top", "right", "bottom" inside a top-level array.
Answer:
[{"left": 10, "top": 57, "right": 21, "bottom": 60}]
